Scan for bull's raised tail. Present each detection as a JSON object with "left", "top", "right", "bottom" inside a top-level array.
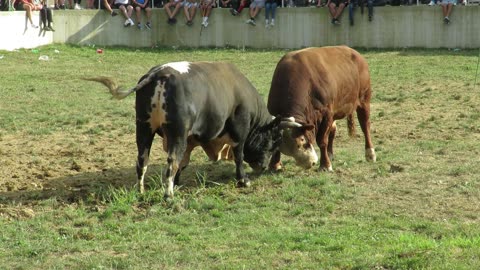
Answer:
[{"left": 83, "top": 76, "right": 145, "bottom": 100}]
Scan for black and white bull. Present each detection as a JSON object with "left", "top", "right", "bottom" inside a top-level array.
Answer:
[{"left": 85, "top": 61, "right": 295, "bottom": 198}]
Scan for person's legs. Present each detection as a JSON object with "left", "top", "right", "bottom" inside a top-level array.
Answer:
[
  {"left": 334, "top": 3, "right": 345, "bottom": 18},
  {"left": 135, "top": 5, "right": 141, "bottom": 23},
  {"left": 328, "top": 2, "right": 337, "bottom": 18},
  {"left": 265, "top": 2, "right": 271, "bottom": 22}
]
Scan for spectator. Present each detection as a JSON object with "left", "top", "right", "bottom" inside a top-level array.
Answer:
[
  {"left": 93, "top": 0, "right": 118, "bottom": 16},
  {"left": 348, "top": 0, "right": 372, "bottom": 26},
  {"left": 132, "top": 0, "right": 152, "bottom": 29},
  {"left": 245, "top": 0, "right": 264, "bottom": 26},
  {"left": 219, "top": 0, "right": 232, "bottom": 8},
  {"left": 230, "top": 0, "right": 249, "bottom": 16},
  {"left": 441, "top": 0, "right": 454, "bottom": 24},
  {"left": 200, "top": 0, "right": 214, "bottom": 27},
  {"left": 265, "top": 0, "right": 277, "bottom": 27},
  {"left": 21, "top": 0, "right": 42, "bottom": 28},
  {"left": 39, "top": 0, "right": 54, "bottom": 30},
  {"left": 183, "top": 0, "right": 198, "bottom": 26},
  {"left": 164, "top": 0, "right": 183, "bottom": 24},
  {"left": 67, "top": 0, "right": 82, "bottom": 9},
  {"left": 326, "top": 0, "right": 348, "bottom": 25},
  {"left": 113, "top": 0, "right": 134, "bottom": 27}
]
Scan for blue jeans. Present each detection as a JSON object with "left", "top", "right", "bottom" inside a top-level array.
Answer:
[
  {"left": 265, "top": 2, "right": 277, "bottom": 20},
  {"left": 348, "top": 0, "right": 373, "bottom": 24}
]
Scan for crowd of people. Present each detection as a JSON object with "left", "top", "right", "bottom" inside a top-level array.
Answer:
[{"left": 2, "top": 0, "right": 464, "bottom": 31}]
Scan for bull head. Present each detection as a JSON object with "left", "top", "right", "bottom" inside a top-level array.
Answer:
[{"left": 277, "top": 117, "right": 318, "bottom": 169}]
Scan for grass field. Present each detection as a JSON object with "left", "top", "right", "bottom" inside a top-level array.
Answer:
[{"left": 1, "top": 44, "right": 479, "bottom": 269}]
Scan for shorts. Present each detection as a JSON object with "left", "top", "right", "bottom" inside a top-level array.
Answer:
[
  {"left": 182, "top": 0, "right": 198, "bottom": 8},
  {"left": 441, "top": 0, "right": 455, "bottom": 4},
  {"left": 201, "top": 0, "right": 215, "bottom": 7},
  {"left": 113, "top": 2, "right": 129, "bottom": 8},
  {"left": 250, "top": 0, "right": 264, "bottom": 8},
  {"left": 329, "top": 0, "right": 348, "bottom": 5},
  {"left": 132, "top": 2, "right": 149, "bottom": 8}
]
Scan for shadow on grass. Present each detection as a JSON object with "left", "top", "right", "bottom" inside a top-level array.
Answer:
[{"left": 0, "top": 162, "right": 239, "bottom": 205}]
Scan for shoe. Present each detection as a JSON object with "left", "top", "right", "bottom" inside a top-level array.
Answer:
[
  {"left": 428, "top": 0, "right": 434, "bottom": 4},
  {"left": 74, "top": 3, "right": 81, "bottom": 9},
  {"left": 31, "top": 23, "right": 39, "bottom": 29},
  {"left": 137, "top": 23, "right": 143, "bottom": 29},
  {"left": 59, "top": 4, "right": 66, "bottom": 9},
  {"left": 270, "top": 19, "right": 275, "bottom": 26},
  {"left": 203, "top": 20, "right": 209, "bottom": 27},
  {"left": 146, "top": 22, "right": 152, "bottom": 29},
  {"left": 230, "top": 8, "right": 238, "bottom": 16},
  {"left": 186, "top": 20, "right": 193, "bottom": 26},
  {"left": 48, "top": 26, "right": 55, "bottom": 31},
  {"left": 368, "top": 15, "right": 372, "bottom": 21},
  {"left": 331, "top": 18, "right": 340, "bottom": 25},
  {"left": 246, "top": 19, "right": 255, "bottom": 26},
  {"left": 111, "top": 11, "right": 118, "bottom": 16},
  {"left": 53, "top": 4, "right": 59, "bottom": 9},
  {"left": 128, "top": 18, "right": 134, "bottom": 26},
  {"left": 444, "top": 17, "right": 450, "bottom": 24}
]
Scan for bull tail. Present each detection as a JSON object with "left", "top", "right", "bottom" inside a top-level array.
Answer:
[
  {"left": 83, "top": 73, "right": 156, "bottom": 100},
  {"left": 347, "top": 114, "right": 356, "bottom": 137}
]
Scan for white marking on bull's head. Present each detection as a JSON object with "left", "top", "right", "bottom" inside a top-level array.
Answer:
[
  {"left": 161, "top": 61, "right": 190, "bottom": 74},
  {"left": 280, "top": 128, "right": 318, "bottom": 169},
  {"left": 147, "top": 80, "right": 167, "bottom": 132}
]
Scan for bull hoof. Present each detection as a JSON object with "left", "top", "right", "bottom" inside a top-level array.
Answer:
[
  {"left": 319, "top": 165, "right": 333, "bottom": 172},
  {"left": 269, "top": 163, "right": 283, "bottom": 172},
  {"left": 236, "top": 179, "right": 251, "bottom": 188},
  {"left": 163, "top": 191, "right": 174, "bottom": 201},
  {"left": 365, "top": 148, "right": 377, "bottom": 162}
]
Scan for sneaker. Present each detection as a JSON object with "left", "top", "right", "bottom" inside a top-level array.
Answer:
[
  {"left": 246, "top": 19, "right": 255, "bottom": 26},
  {"left": 230, "top": 8, "right": 238, "bottom": 16},
  {"left": 124, "top": 19, "right": 130, "bottom": 27},
  {"left": 145, "top": 22, "right": 152, "bottom": 29},
  {"left": 186, "top": 20, "right": 193, "bottom": 26},
  {"left": 59, "top": 4, "right": 66, "bottom": 9},
  {"left": 331, "top": 18, "right": 340, "bottom": 25},
  {"left": 137, "top": 23, "right": 143, "bottom": 29},
  {"left": 270, "top": 19, "right": 275, "bottom": 26},
  {"left": 203, "top": 20, "right": 209, "bottom": 27},
  {"left": 31, "top": 23, "right": 39, "bottom": 29},
  {"left": 74, "top": 3, "right": 81, "bottom": 9},
  {"left": 111, "top": 11, "right": 118, "bottom": 16},
  {"left": 428, "top": 0, "right": 434, "bottom": 5},
  {"left": 128, "top": 18, "right": 134, "bottom": 26},
  {"left": 444, "top": 17, "right": 450, "bottom": 24}
]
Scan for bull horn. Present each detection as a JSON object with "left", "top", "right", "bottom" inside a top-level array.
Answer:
[{"left": 279, "top": 119, "right": 303, "bottom": 129}]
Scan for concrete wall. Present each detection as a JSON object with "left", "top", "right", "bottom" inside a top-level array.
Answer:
[{"left": 1, "top": 6, "right": 480, "bottom": 51}]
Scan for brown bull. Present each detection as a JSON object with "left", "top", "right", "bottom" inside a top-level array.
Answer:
[{"left": 267, "top": 46, "right": 376, "bottom": 171}]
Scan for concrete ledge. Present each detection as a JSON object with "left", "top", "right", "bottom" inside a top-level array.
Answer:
[{"left": 2, "top": 6, "right": 480, "bottom": 50}]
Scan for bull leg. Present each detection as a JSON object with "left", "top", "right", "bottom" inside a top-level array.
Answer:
[
  {"left": 316, "top": 115, "right": 334, "bottom": 172},
  {"left": 327, "top": 121, "right": 337, "bottom": 162},
  {"left": 164, "top": 130, "right": 188, "bottom": 199},
  {"left": 269, "top": 150, "right": 283, "bottom": 171},
  {"left": 174, "top": 136, "right": 198, "bottom": 185},
  {"left": 233, "top": 143, "right": 250, "bottom": 187},
  {"left": 136, "top": 125, "right": 156, "bottom": 194},
  {"left": 356, "top": 106, "right": 376, "bottom": 162}
]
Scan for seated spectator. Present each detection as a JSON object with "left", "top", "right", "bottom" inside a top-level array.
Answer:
[
  {"left": 265, "top": 0, "right": 277, "bottom": 27},
  {"left": 200, "top": 0, "right": 214, "bottom": 27},
  {"left": 86, "top": 0, "right": 94, "bottom": 8},
  {"left": 164, "top": 0, "right": 183, "bottom": 24},
  {"left": 39, "top": 0, "right": 54, "bottom": 30},
  {"left": 219, "top": 0, "right": 232, "bottom": 8},
  {"left": 93, "top": 0, "right": 118, "bottom": 16},
  {"left": 326, "top": 0, "right": 347, "bottom": 25},
  {"left": 245, "top": 0, "right": 264, "bottom": 26},
  {"left": 132, "top": 0, "right": 152, "bottom": 29},
  {"left": 348, "top": 0, "right": 372, "bottom": 26},
  {"left": 21, "top": 0, "right": 42, "bottom": 28},
  {"left": 441, "top": 0, "right": 454, "bottom": 24},
  {"left": 113, "top": 0, "right": 134, "bottom": 27},
  {"left": 183, "top": 0, "right": 198, "bottom": 26},
  {"left": 230, "top": 0, "right": 249, "bottom": 16}
]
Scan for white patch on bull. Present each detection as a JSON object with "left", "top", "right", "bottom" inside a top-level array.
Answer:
[
  {"left": 137, "top": 149, "right": 150, "bottom": 193},
  {"left": 161, "top": 61, "right": 190, "bottom": 74},
  {"left": 365, "top": 148, "right": 376, "bottom": 162},
  {"left": 147, "top": 80, "right": 167, "bottom": 132}
]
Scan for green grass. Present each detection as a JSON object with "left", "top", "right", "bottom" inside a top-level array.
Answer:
[{"left": 1, "top": 45, "right": 480, "bottom": 269}]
